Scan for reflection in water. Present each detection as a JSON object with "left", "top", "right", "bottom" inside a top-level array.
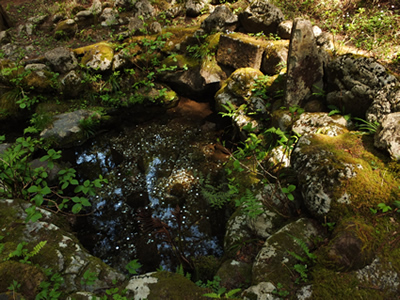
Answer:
[{"left": 73, "top": 112, "right": 228, "bottom": 274}]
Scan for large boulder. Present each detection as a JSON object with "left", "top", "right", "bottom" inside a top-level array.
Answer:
[
  {"left": 291, "top": 133, "right": 400, "bottom": 221},
  {"left": 201, "top": 4, "right": 238, "bottom": 33},
  {"left": 261, "top": 39, "right": 289, "bottom": 75},
  {"left": 75, "top": 42, "right": 114, "bottom": 71},
  {"left": 0, "top": 199, "right": 125, "bottom": 297},
  {"left": 216, "top": 33, "right": 269, "bottom": 71},
  {"left": 44, "top": 47, "right": 78, "bottom": 74},
  {"left": 374, "top": 112, "right": 400, "bottom": 161},
  {"left": 284, "top": 18, "right": 324, "bottom": 107},
  {"left": 251, "top": 218, "right": 325, "bottom": 286},
  {"left": 326, "top": 54, "right": 398, "bottom": 118},
  {"left": 54, "top": 19, "right": 78, "bottom": 39},
  {"left": 292, "top": 112, "right": 352, "bottom": 137},
  {"left": 238, "top": 0, "right": 285, "bottom": 34},
  {"left": 40, "top": 110, "right": 101, "bottom": 148},
  {"left": 186, "top": 0, "right": 209, "bottom": 17},
  {"left": 366, "top": 83, "right": 400, "bottom": 123}
]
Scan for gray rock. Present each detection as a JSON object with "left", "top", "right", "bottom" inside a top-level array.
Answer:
[
  {"left": 366, "top": 83, "right": 400, "bottom": 123},
  {"left": 356, "top": 258, "right": 400, "bottom": 293},
  {"left": 201, "top": 4, "right": 238, "bottom": 33},
  {"left": 99, "top": 8, "right": 119, "bottom": 27},
  {"left": 243, "top": 282, "right": 280, "bottom": 300},
  {"left": 284, "top": 18, "right": 324, "bottom": 107},
  {"left": 114, "top": 0, "right": 134, "bottom": 10},
  {"left": 61, "top": 70, "right": 84, "bottom": 98},
  {"left": 128, "top": 16, "right": 145, "bottom": 33},
  {"left": 252, "top": 218, "right": 325, "bottom": 285},
  {"left": 239, "top": 0, "right": 285, "bottom": 34},
  {"left": 134, "top": 0, "right": 155, "bottom": 19},
  {"left": 186, "top": 0, "right": 209, "bottom": 17},
  {"left": 277, "top": 19, "right": 293, "bottom": 39},
  {"left": 90, "top": 0, "right": 103, "bottom": 15},
  {"left": 25, "top": 63, "right": 49, "bottom": 71},
  {"left": 40, "top": 110, "right": 100, "bottom": 147},
  {"left": 0, "top": 30, "right": 11, "bottom": 45},
  {"left": 374, "top": 112, "right": 400, "bottom": 160},
  {"left": 261, "top": 40, "right": 289, "bottom": 75},
  {"left": 216, "top": 33, "right": 266, "bottom": 70},
  {"left": 45, "top": 47, "right": 78, "bottom": 74},
  {"left": 27, "top": 14, "right": 48, "bottom": 25},
  {"left": 326, "top": 54, "right": 398, "bottom": 118},
  {"left": 292, "top": 112, "right": 351, "bottom": 136},
  {"left": 149, "top": 21, "right": 162, "bottom": 34}
]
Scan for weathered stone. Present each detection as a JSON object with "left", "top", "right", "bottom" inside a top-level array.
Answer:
[
  {"left": 291, "top": 133, "right": 400, "bottom": 220},
  {"left": 124, "top": 271, "right": 207, "bottom": 299},
  {"left": 45, "top": 47, "right": 78, "bottom": 74},
  {"left": 25, "top": 63, "right": 49, "bottom": 71},
  {"left": 0, "top": 30, "right": 10, "bottom": 45},
  {"left": 366, "top": 83, "right": 400, "bottom": 123},
  {"left": 76, "top": 42, "right": 114, "bottom": 71},
  {"left": 128, "top": 16, "right": 145, "bottom": 33},
  {"left": 239, "top": 0, "right": 285, "bottom": 34},
  {"left": 374, "top": 112, "right": 400, "bottom": 160},
  {"left": 114, "top": 0, "right": 134, "bottom": 10},
  {"left": 216, "top": 259, "right": 252, "bottom": 291},
  {"left": 40, "top": 110, "right": 101, "bottom": 147},
  {"left": 215, "top": 67, "right": 264, "bottom": 112},
  {"left": 61, "top": 70, "right": 84, "bottom": 98},
  {"left": 320, "top": 218, "right": 375, "bottom": 271},
  {"left": 149, "top": 21, "right": 162, "bottom": 34},
  {"left": 356, "top": 258, "right": 400, "bottom": 293},
  {"left": 201, "top": 4, "right": 238, "bottom": 33},
  {"left": 90, "top": 0, "right": 103, "bottom": 15},
  {"left": 54, "top": 19, "right": 78, "bottom": 39},
  {"left": 186, "top": 0, "right": 209, "bottom": 17},
  {"left": 284, "top": 18, "right": 324, "bottom": 107},
  {"left": 243, "top": 282, "right": 280, "bottom": 300},
  {"left": 200, "top": 55, "right": 226, "bottom": 85},
  {"left": 326, "top": 54, "right": 397, "bottom": 118},
  {"left": 99, "top": 8, "right": 118, "bottom": 27},
  {"left": 216, "top": 33, "right": 267, "bottom": 70},
  {"left": 261, "top": 40, "right": 289, "bottom": 75},
  {"left": 277, "top": 20, "right": 293, "bottom": 39},
  {"left": 252, "top": 218, "right": 325, "bottom": 285},
  {"left": 134, "top": 0, "right": 155, "bottom": 19},
  {"left": 292, "top": 112, "right": 351, "bottom": 136}
]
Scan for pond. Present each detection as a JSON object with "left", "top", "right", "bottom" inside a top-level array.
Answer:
[{"left": 68, "top": 98, "right": 231, "bottom": 275}]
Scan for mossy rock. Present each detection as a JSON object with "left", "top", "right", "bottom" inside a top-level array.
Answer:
[
  {"left": 75, "top": 42, "right": 114, "bottom": 71},
  {"left": 0, "top": 261, "right": 46, "bottom": 299},
  {"left": 316, "top": 216, "right": 376, "bottom": 271},
  {"left": 215, "top": 67, "right": 264, "bottom": 113},
  {"left": 124, "top": 271, "right": 209, "bottom": 299},
  {"left": 22, "top": 70, "right": 57, "bottom": 92},
  {"left": 54, "top": 19, "right": 78, "bottom": 39},
  {"left": 252, "top": 218, "right": 326, "bottom": 286},
  {"left": 291, "top": 132, "right": 400, "bottom": 222}
]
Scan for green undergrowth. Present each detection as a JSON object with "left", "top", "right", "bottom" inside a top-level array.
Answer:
[{"left": 271, "top": 0, "right": 400, "bottom": 62}]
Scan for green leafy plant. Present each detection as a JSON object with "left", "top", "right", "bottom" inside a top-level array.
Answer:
[
  {"left": 197, "top": 276, "right": 241, "bottom": 299},
  {"left": 0, "top": 135, "right": 107, "bottom": 221},
  {"left": 287, "top": 235, "right": 316, "bottom": 283},
  {"left": 125, "top": 259, "right": 142, "bottom": 275},
  {"left": 6, "top": 241, "right": 47, "bottom": 264},
  {"left": 272, "top": 282, "right": 290, "bottom": 298},
  {"left": 281, "top": 184, "right": 296, "bottom": 201},
  {"left": 353, "top": 117, "right": 380, "bottom": 135}
]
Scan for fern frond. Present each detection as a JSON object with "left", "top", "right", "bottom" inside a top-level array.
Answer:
[{"left": 29, "top": 240, "right": 47, "bottom": 258}]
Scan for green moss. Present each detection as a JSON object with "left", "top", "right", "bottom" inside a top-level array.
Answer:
[
  {"left": 301, "top": 133, "right": 400, "bottom": 220},
  {"left": 148, "top": 271, "right": 208, "bottom": 300}
]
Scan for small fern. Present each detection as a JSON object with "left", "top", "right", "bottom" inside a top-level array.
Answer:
[
  {"left": 30, "top": 240, "right": 47, "bottom": 258},
  {"left": 235, "top": 189, "right": 264, "bottom": 219},
  {"left": 288, "top": 234, "right": 316, "bottom": 261}
]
